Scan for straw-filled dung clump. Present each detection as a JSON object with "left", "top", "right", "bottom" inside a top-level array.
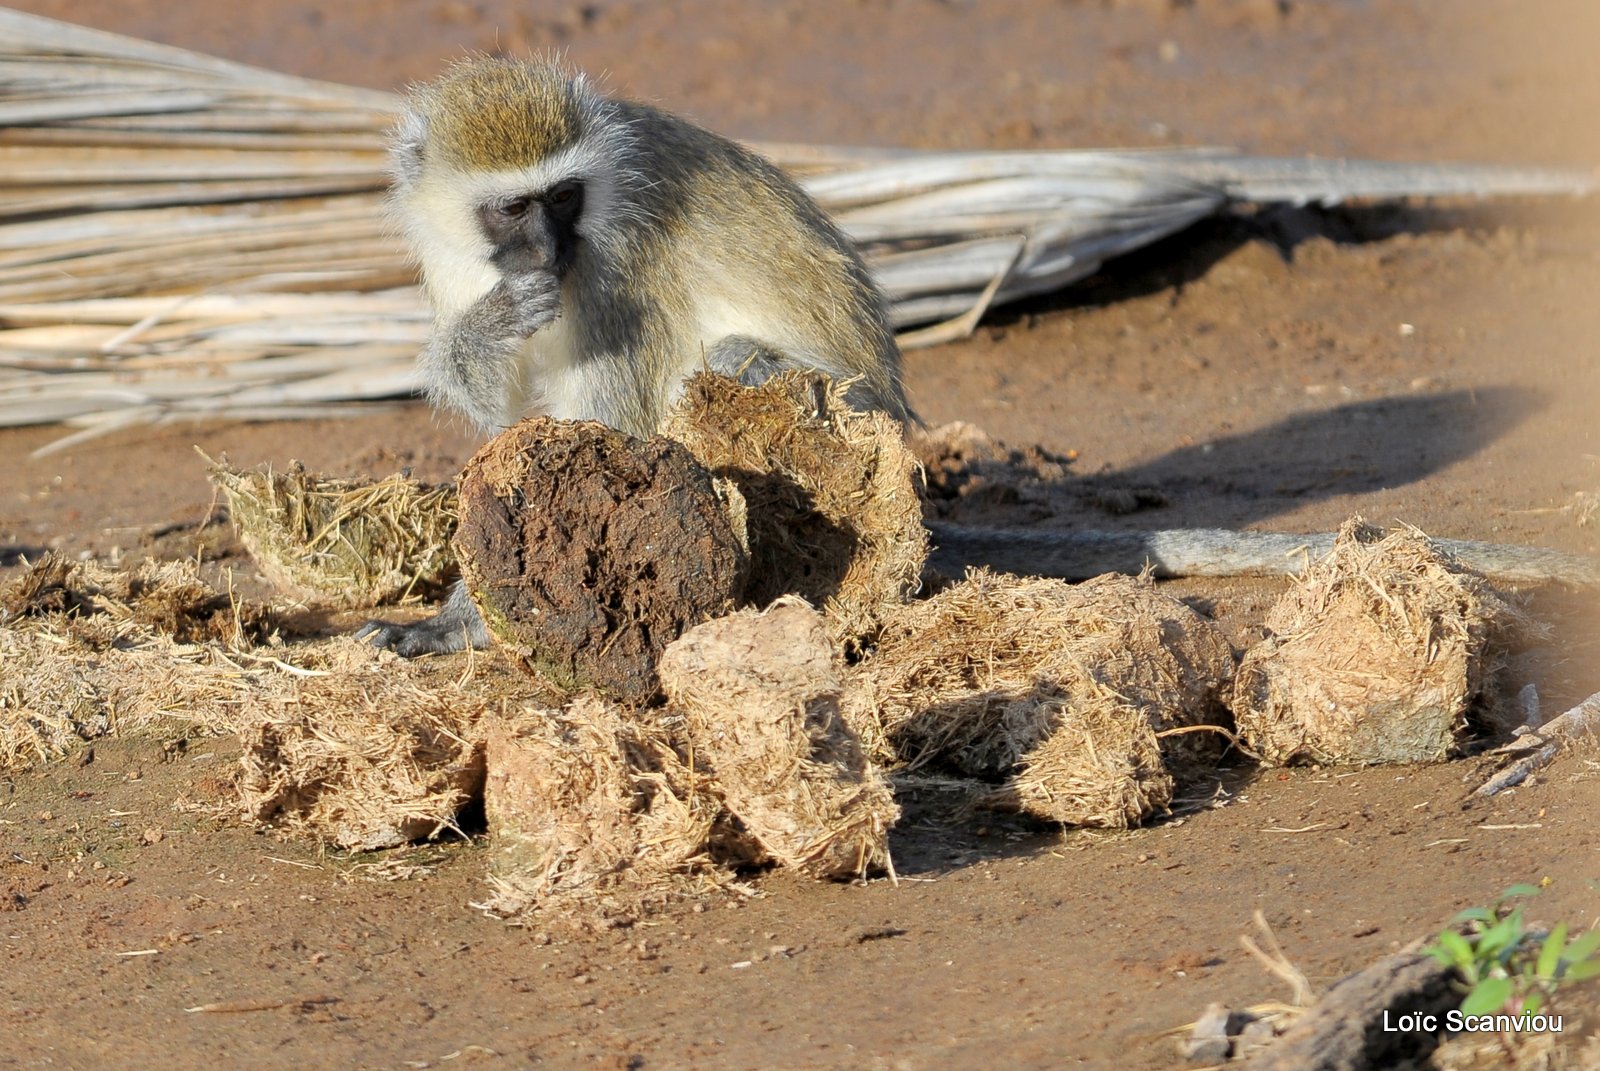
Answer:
[
  {"left": 0, "top": 554, "right": 500, "bottom": 846},
  {"left": 659, "top": 598, "right": 899, "bottom": 879},
  {"left": 483, "top": 600, "right": 900, "bottom": 915},
  {"left": 2, "top": 561, "right": 496, "bottom": 846},
  {"left": 0, "top": 625, "right": 266, "bottom": 772},
  {"left": 665, "top": 371, "right": 927, "bottom": 652},
  {"left": 236, "top": 639, "right": 496, "bottom": 850},
  {"left": 845, "top": 570, "right": 1235, "bottom": 828},
  {"left": 208, "top": 454, "right": 457, "bottom": 610},
  {"left": 2, "top": 628, "right": 115, "bottom": 770},
  {"left": 1, "top": 551, "right": 90, "bottom": 621},
  {"left": 473, "top": 600, "right": 900, "bottom": 918},
  {"left": 453, "top": 417, "right": 749, "bottom": 702},
  {"left": 1, "top": 551, "right": 276, "bottom": 648},
  {"left": 479, "top": 698, "right": 730, "bottom": 915},
  {"left": 1232, "top": 518, "right": 1536, "bottom": 766},
  {"left": 911, "top": 420, "right": 1075, "bottom": 522},
  {"left": 0, "top": 554, "right": 291, "bottom": 772}
]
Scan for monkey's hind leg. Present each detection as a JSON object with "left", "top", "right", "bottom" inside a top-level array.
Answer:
[
  {"left": 705, "top": 334, "right": 884, "bottom": 414},
  {"left": 705, "top": 335, "right": 787, "bottom": 385},
  {"left": 356, "top": 579, "right": 491, "bottom": 657}
]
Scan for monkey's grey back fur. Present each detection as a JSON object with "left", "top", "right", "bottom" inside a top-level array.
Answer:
[{"left": 573, "top": 97, "right": 906, "bottom": 426}]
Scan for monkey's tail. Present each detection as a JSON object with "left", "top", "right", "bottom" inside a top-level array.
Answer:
[{"left": 925, "top": 523, "right": 1600, "bottom": 586}]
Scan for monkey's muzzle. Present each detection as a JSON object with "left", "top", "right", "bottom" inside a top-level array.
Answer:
[{"left": 480, "top": 181, "right": 584, "bottom": 278}]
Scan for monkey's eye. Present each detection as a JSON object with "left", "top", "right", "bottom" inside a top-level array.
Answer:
[
  {"left": 548, "top": 182, "right": 578, "bottom": 206},
  {"left": 497, "top": 197, "right": 532, "bottom": 219}
]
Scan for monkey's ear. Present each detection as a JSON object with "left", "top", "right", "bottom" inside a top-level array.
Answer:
[{"left": 389, "top": 108, "right": 430, "bottom": 188}]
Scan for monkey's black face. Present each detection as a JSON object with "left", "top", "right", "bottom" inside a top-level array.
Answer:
[{"left": 478, "top": 179, "right": 585, "bottom": 278}]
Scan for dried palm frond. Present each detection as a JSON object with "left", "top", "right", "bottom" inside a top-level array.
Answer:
[{"left": 0, "top": 9, "right": 1591, "bottom": 449}]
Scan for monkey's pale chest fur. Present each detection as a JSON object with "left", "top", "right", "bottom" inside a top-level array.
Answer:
[
  {"left": 516, "top": 310, "right": 588, "bottom": 422},
  {"left": 516, "top": 284, "right": 806, "bottom": 433}
]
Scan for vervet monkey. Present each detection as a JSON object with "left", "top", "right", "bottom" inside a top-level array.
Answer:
[
  {"left": 384, "top": 58, "right": 906, "bottom": 437},
  {"left": 362, "top": 58, "right": 1597, "bottom": 656},
  {"left": 360, "top": 57, "right": 909, "bottom": 654}
]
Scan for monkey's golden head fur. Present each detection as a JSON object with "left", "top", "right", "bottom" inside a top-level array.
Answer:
[{"left": 404, "top": 58, "right": 590, "bottom": 171}]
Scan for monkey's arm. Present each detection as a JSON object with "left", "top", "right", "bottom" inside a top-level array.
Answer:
[
  {"left": 356, "top": 579, "right": 490, "bottom": 656},
  {"left": 421, "top": 272, "right": 560, "bottom": 433},
  {"left": 928, "top": 523, "right": 1600, "bottom": 586},
  {"left": 359, "top": 274, "right": 558, "bottom": 656}
]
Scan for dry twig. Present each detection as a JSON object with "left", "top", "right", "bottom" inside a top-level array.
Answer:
[{"left": 1474, "top": 689, "right": 1600, "bottom": 797}]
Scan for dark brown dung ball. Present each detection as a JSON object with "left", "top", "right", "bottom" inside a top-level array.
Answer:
[{"left": 454, "top": 418, "right": 748, "bottom": 701}]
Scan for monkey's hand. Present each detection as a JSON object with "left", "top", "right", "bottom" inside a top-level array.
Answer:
[
  {"left": 470, "top": 270, "right": 562, "bottom": 341},
  {"left": 420, "top": 271, "right": 561, "bottom": 432},
  {"left": 355, "top": 580, "right": 490, "bottom": 657}
]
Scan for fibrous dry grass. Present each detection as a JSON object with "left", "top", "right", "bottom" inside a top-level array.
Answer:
[
  {"left": 478, "top": 600, "right": 901, "bottom": 918},
  {"left": 845, "top": 569, "right": 1234, "bottom": 827},
  {"left": 665, "top": 371, "right": 926, "bottom": 653},
  {"left": 1, "top": 550, "right": 276, "bottom": 647},
  {"left": 477, "top": 698, "right": 732, "bottom": 916},
  {"left": 0, "top": 626, "right": 270, "bottom": 772},
  {"left": 0, "top": 553, "right": 281, "bottom": 771},
  {"left": 0, "top": 627, "right": 103, "bottom": 768},
  {"left": 0, "top": 554, "right": 495, "bottom": 849},
  {"left": 659, "top": 598, "right": 899, "bottom": 878},
  {"left": 988, "top": 698, "right": 1174, "bottom": 828},
  {"left": 207, "top": 453, "right": 457, "bottom": 609},
  {"left": 1232, "top": 518, "right": 1536, "bottom": 766},
  {"left": 236, "top": 639, "right": 494, "bottom": 850}
]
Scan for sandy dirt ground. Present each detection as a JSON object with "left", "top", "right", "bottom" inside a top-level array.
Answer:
[{"left": 3, "top": 1, "right": 1600, "bottom": 1068}]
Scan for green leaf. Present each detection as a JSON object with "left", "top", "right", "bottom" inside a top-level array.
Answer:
[
  {"left": 1523, "top": 991, "right": 1545, "bottom": 1015},
  {"left": 1538, "top": 923, "right": 1569, "bottom": 979},
  {"left": 1500, "top": 884, "right": 1542, "bottom": 901},
  {"left": 1462, "top": 977, "right": 1515, "bottom": 1016},
  {"left": 1562, "top": 958, "right": 1600, "bottom": 983},
  {"left": 1453, "top": 907, "right": 1495, "bottom": 926},
  {"left": 1432, "top": 930, "right": 1476, "bottom": 973},
  {"left": 1478, "top": 916, "right": 1522, "bottom": 958},
  {"left": 1563, "top": 928, "right": 1600, "bottom": 965}
]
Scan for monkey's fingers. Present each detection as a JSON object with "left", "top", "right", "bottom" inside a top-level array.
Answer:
[
  {"left": 355, "top": 617, "right": 471, "bottom": 657},
  {"left": 502, "top": 271, "right": 562, "bottom": 338}
]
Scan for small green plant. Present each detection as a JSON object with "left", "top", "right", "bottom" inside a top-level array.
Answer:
[{"left": 1427, "top": 884, "right": 1600, "bottom": 1016}]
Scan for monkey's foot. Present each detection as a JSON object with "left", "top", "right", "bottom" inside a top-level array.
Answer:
[
  {"left": 357, "top": 580, "right": 492, "bottom": 656},
  {"left": 355, "top": 617, "right": 465, "bottom": 656},
  {"left": 356, "top": 610, "right": 489, "bottom": 657}
]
